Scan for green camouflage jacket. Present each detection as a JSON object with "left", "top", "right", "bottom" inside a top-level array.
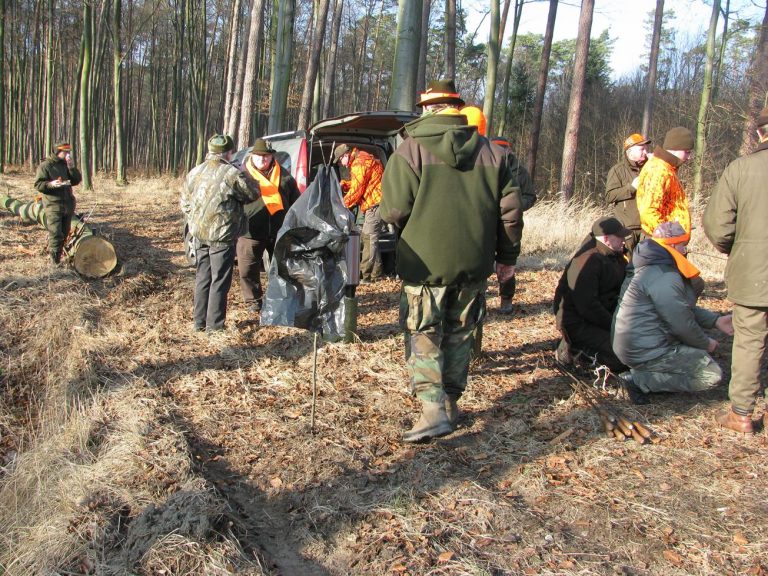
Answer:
[{"left": 181, "top": 154, "right": 260, "bottom": 247}]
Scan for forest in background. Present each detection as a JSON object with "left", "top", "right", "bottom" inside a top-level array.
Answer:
[{"left": 0, "top": 0, "right": 766, "bottom": 201}]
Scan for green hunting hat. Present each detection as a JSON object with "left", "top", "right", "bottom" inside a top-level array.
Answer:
[
  {"left": 417, "top": 79, "right": 465, "bottom": 107},
  {"left": 333, "top": 144, "right": 350, "bottom": 163},
  {"left": 250, "top": 138, "right": 275, "bottom": 155},
  {"left": 662, "top": 127, "right": 694, "bottom": 151},
  {"left": 208, "top": 134, "right": 235, "bottom": 154}
]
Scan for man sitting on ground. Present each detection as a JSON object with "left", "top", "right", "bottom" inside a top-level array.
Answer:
[
  {"left": 612, "top": 222, "right": 733, "bottom": 403},
  {"left": 553, "top": 216, "right": 629, "bottom": 373}
]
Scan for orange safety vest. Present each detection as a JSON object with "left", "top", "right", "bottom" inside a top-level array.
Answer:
[{"left": 247, "top": 158, "right": 284, "bottom": 215}]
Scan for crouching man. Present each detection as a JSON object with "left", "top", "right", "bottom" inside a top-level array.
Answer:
[
  {"left": 552, "top": 216, "right": 629, "bottom": 373},
  {"left": 612, "top": 222, "right": 733, "bottom": 403}
]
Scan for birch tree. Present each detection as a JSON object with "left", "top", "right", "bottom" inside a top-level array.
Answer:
[
  {"left": 483, "top": 0, "right": 500, "bottom": 135},
  {"left": 270, "top": 0, "right": 295, "bottom": 133}
]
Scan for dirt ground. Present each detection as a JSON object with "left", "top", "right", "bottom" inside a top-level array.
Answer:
[{"left": 0, "top": 172, "right": 766, "bottom": 575}]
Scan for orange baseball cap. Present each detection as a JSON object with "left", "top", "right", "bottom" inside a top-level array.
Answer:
[{"left": 623, "top": 133, "right": 650, "bottom": 150}]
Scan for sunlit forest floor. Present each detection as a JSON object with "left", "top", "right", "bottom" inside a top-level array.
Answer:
[{"left": 0, "top": 171, "right": 765, "bottom": 575}]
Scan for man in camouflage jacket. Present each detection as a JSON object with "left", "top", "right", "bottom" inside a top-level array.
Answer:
[
  {"left": 34, "top": 142, "right": 83, "bottom": 264},
  {"left": 181, "top": 134, "right": 260, "bottom": 332}
]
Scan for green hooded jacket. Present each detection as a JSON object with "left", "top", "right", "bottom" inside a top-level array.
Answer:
[{"left": 380, "top": 113, "right": 523, "bottom": 286}]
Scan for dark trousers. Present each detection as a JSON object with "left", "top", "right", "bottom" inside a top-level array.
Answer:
[
  {"left": 42, "top": 193, "right": 75, "bottom": 261},
  {"left": 236, "top": 236, "right": 272, "bottom": 305},
  {"left": 564, "top": 321, "right": 627, "bottom": 373},
  {"left": 499, "top": 275, "right": 516, "bottom": 299},
  {"left": 361, "top": 205, "right": 387, "bottom": 280},
  {"left": 194, "top": 242, "right": 235, "bottom": 331}
]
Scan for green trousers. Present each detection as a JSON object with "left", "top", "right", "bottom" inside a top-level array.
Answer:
[
  {"left": 400, "top": 280, "right": 486, "bottom": 403},
  {"left": 42, "top": 192, "right": 75, "bottom": 261},
  {"left": 631, "top": 345, "right": 722, "bottom": 394},
  {"left": 729, "top": 304, "right": 768, "bottom": 415}
]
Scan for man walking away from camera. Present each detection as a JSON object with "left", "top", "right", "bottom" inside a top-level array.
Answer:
[
  {"left": 181, "top": 134, "right": 260, "bottom": 333},
  {"left": 704, "top": 107, "right": 768, "bottom": 435},
  {"left": 34, "top": 142, "right": 83, "bottom": 265},
  {"left": 237, "top": 138, "right": 300, "bottom": 312},
  {"left": 605, "top": 133, "right": 651, "bottom": 251},
  {"left": 380, "top": 78, "right": 523, "bottom": 443}
]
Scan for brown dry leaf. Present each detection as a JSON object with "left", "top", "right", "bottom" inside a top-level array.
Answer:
[
  {"left": 390, "top": 564, "right": 408, "bottom": 573},
  {"left": 472, "top": 452, "right": 489, "bottom": 460},
  {"left": 659, "top": 482, "right": 672, "bottom": 491},
  {"left": 269, "top": 477, "right": 282, "bottom": 488},
  {"left": 663, "top": 550, "right": 683, "bottom": 566},
  {"left": 438, "top": 551, "right": 455, "bottom": 563},
  {"left": 633, "top": 469, "right": 646, "bottom": 481},
  {"left": 733, "top": 532, "right": 749, "bottom": 545},
  {"left": 559, "top": 560, "right": 575, "bottom": 569}
]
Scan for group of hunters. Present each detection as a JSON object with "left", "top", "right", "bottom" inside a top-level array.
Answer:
[{"left": 34, "top": 79, "right": 768, "bottom": 442}]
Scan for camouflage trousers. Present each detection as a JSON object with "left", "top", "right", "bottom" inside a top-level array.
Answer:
[
  {"left": 630, "top": 345, "right": 722, "bottom": 394},
  {"left": 400, "top": 280, "right": 486, "bottom": 403}
]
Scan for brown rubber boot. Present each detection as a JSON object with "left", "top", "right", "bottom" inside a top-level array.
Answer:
[
  {"left": 445, "top": 394, "right": 460, "bottom": 428},
  {"left": 402, "top": 400, "right": 453, "bottom": 443},
  {"left": 716, "top": 407, "right": 754, "bottom": 434}
]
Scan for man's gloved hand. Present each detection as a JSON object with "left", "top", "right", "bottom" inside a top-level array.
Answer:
[{"left": 631, "top": 176, "right": 640, "bottom": 189}]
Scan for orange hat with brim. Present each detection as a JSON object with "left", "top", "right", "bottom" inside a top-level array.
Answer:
[
  {"left": 623, "top": 133, "right": 650, "bottom": 150},
  {"left": 55, "top": 142, "right": 72, "bottom": 152}
]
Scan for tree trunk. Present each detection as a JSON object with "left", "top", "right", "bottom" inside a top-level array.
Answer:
[
  {"left": 526, "top": 0, "right": 557, "bottom": 183},
  {"left": 113, "top": 0, "right": 126, "bottom": 185},
  {"left": 223, "top": 0, "right": 243, "bottom": 136},
  {"left": 44, "top": 0, "right": 54, "bottom": 155},
  {"left": 237, "top": 0, "right": 264, "bottom": 148},
  {"left": 297, "top": 0, "right": 330, "bottom": 131},
  {"left": 79, "top": 0, "right": 93, "bottom": 190},
  {"left": 483, "top": 0, "right": 500, "bottom": 134},
  {"left": 740, "top": 3, "right": 768, "bottom": 154},
  {"left": 416, "top": 0, "right": 431, "bottom": 93},
  {"left": 496, "top": 0, "right": 523, "bottom": 137},
  {"left": 0, "top": 0, "right": 5, "bottom": 172},
  {"left": 228, "top": 0, "right": 251, "bottom": 142},
  {"left": 692, "top": 0, "right": 720, "bottom": 200},
  {"left": 642, "top": 0, "right": 664, "bottom": 138},
  {"left": 444, "top": 0, "right": 455, "bottom": 79},
  {"left": 559, "top": 0, "right": 594, "bottom": 200},
  {"left": 321, "top": 0, "right": 342, "bottom": 118},
  {"left": 389, "top": 0, "right": 422, "bottom": 110},
  {"left": 269, "top": 0, "right": 295, "bottom": 133}
]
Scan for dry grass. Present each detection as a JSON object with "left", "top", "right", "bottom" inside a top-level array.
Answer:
[{"left": 0, "top": 172, "right": 765, "bottom": 575}]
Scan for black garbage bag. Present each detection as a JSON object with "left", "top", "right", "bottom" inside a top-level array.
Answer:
[{"left": 260, "top": 166, "right": 355, "bottom": 341}]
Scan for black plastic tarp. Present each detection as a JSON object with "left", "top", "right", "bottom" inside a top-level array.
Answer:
[{"left": 260, "top": 166, "right": 354, "bottom": 340}]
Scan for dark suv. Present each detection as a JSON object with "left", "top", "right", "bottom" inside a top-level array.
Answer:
[{"left": 183, "top": 110, "right": 419, "bottom": 267}]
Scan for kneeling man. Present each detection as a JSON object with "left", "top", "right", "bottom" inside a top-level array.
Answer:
[
  {"left": 553, "top": 216, "right": 629, "bottom": 372},
  {"left": 612, "top": 222, "right": 733, "bottom": 401}
]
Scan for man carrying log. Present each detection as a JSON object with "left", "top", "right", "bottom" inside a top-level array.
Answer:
[{"left": 34, "top": 142, "right": 82, "bottom": 265}]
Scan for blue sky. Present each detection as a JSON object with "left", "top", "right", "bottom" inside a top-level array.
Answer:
[{"left": 466, "top": 0, "right": 765, "bottom": 79}]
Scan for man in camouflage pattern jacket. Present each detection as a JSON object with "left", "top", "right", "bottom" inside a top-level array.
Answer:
[{"left": 181, "top": 134, "right": 260, "bottom": 332}]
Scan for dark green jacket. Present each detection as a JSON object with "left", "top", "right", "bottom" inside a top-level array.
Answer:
[
  {"left": 605, "top": 156, "right": 644, "bottom": 231},
  {"left": 34, "top": 155, "right": 82, "bottom": 202},
  {"left": 703, "top": 142, "right": 768, "bottom": 307},
  {"left": 240, "top": 162, "right": 300, "bottom": 242},
  {"left": 380, "top": 114, "right": 523, "bottom": 286}
]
